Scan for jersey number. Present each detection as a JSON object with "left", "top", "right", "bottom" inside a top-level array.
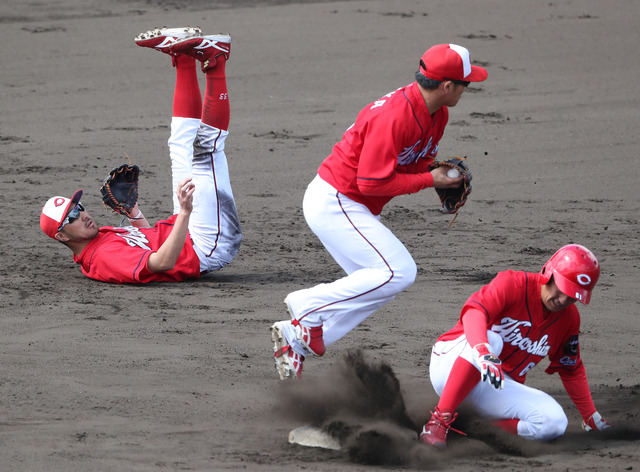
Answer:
[{"left": 519, "top": 362, "right": 536, "bottom": 377}]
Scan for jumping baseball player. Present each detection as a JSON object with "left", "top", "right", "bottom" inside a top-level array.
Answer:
[
  {"left": 420, "top": 244, "right": 612, "bottom": 450},
  {"left": 39, "top": 27, "right": 241, "bottom": 283},
  {"left": 270, "top": 44, "right": 488, "bottom": 379}
]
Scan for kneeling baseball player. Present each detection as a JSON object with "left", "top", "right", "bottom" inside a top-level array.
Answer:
[
  {"left": 40, "top": 27, "right": 241, "bottom": 284},
  {"left": 420, "top": 244, "right": 612, "bottom": 450}
]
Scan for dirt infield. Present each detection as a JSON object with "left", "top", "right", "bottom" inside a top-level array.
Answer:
[{"left": 1, "top": 0, "right": 638, "bottom": 470}]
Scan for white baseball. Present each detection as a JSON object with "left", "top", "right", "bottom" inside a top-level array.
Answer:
[{"left": 447, "top": 168, "right": 460, "bottom": 178}]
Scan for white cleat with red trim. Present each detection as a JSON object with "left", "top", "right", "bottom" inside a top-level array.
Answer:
[
  {"left": 271, "top": 321, "right": 304, "bottom": 380},
  {"left": 134, "top": 26, "right": 202, "bottom": 55}
]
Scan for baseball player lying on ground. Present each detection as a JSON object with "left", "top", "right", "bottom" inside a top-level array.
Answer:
[
  {"left": 40, "top": 27, "right": 241, "bottom": 284},
  {"left": 420, "top": 244, "right": 612, "bottom": 450},
  {"left": 270, "top": 44, "right": 486, "bottom": 379}
]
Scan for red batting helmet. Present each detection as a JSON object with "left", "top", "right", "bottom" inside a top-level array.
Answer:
[{"left": 540, "top": 244, "right": 600, "bottom": 305}]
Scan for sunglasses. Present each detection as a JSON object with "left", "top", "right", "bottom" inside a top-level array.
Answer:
[
  {"left": 444, "top": 78, "right": 470, "bottom": 88},
  {"left": 58, "top": 202, "right": 85, "bottom": 231}
]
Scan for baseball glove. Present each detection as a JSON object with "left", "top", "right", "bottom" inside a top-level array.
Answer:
[
  {"left": 428, "top": 156, "right": 472, "bottom": 215},
  {"left": 100, "top": 163, "right": 139, "bottom": 216}
]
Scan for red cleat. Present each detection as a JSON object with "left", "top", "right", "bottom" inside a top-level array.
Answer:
[
  {"left": 419, "top": 408, "right": 465, "bottom": 451},
  {"left": 169, "top": 34, "right": 231, "bottom": 71}
]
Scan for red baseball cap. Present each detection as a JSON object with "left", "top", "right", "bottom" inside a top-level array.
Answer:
[
  {"left": 40, "top": 190, "right": 83, "bottom": 239},
  {"left": 419, "top": 44, "right": 487, "bottom": 82}
]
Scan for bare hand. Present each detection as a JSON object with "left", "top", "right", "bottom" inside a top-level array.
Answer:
[
  {"left": 431, "top": 166, "right": 464, "bottom": 189},
  {"left": 176, "top": 177, "right": 195, "bottom": 214}
]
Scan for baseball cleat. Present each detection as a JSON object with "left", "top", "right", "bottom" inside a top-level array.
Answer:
[
  {"left": 286, "top": 297, "right": 326, "bottom": 357},
  {"left": 169, "top": 34, "right": 231, "bottom": 71},
  {"left": 419, "top": 408, "right": 464, "bottom": 451},
  {"left": 134, "top": 26, "right": 202, "bottom": 55},
  {"left": 293, "top": 322, "right": 325, "bottom": 356},
  {"left": 271, "top": 321, "right": 304, "bottom": 380}
]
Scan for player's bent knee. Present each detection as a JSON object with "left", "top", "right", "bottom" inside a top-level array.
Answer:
[
  {"left": 389, "top": 259, "right": 417, "bottom": 292},
  {"left": 525, "top": 408, "right": 568, "bottom": 441},
  {"left": 537, "top": 415, "right": 567, "bottom": 441}
]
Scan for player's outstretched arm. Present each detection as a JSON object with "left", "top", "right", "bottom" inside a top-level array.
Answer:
[
  {"left": 560, "top": 368, "right": 612, "bottom": 431},
  {"left": 147, "top": 178, "right": 194, "bottom": 273}
]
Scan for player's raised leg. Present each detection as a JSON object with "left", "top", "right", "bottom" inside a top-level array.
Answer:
[
  {"left": 166, "top": 53, "right": 203, "bottom": 213},
  {"left": 169, "top": 34, "right": 241, "bottom": 272},
  {"left": 134, "top": 26, "right": 203, "bottom": 213}
]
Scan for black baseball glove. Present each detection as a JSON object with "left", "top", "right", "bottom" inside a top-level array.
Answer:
[
  {"left": 428, "top": 157, "right": 472, "bottom": 215},
  {"left": 100, "top": 163, "right": 139, "bottom": 216}
]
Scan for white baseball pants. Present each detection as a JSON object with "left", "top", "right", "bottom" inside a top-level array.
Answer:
[
  {"left": 283, "top": 175, "right": 417, "bottom": 354},
  {"left": 168, "top": 117, "right": 241, "bottom": 273},
  {"left": 429, "top": 330, "right": 568, "bottom": 440}
]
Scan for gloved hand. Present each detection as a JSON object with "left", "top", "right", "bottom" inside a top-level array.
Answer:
[
  {"left": 582, "top": 411, "right": 612, "bottom": 431},
  {"left": 100, "top": 163, "right": 140, "bottom": 217},
  {"left": 472, "top": 343, "right": 504, "bottom": 389}
]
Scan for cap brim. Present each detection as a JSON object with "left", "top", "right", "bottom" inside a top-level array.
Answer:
[
  {"left": 57, "top": 189, "right": 84, "bottom": 231},
  {"left": 63, "top": 189, "right": 83, "bottom": 219},
  {"left": 465, "top": 65, "right": 488, "bottom": 82},
  {"left": 71, "top": 189, "right": 83, "bottom": 204}
]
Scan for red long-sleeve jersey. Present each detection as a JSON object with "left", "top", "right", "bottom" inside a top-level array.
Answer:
[
  {"left": 318, "top": 82, "right": 447, "bottom": 215},
  {"left": 438, "top": 270, "right": 597, "bottom": 419},
  {"left": 74, "top": 214, "right": 200, "bottom": 284}
]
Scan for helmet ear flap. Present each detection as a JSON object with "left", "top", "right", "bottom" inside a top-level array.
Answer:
[{"left": 540, "top": 259, "right": 554, "bottom": 284}]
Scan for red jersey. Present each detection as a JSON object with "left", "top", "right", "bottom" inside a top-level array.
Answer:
[
  {"left": 74, "top": 214, "right": 201, "bottom": 284},
  {"left": 318, "top": 82, "right": 448, "bottom": 215},
  {"left": 438, "top": 270, "right": 584, "bottom": 384}
]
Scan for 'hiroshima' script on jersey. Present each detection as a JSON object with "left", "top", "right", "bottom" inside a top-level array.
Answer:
[
  {"left": 317, "top": 81, "right": 449, "bottom": 215},
  {"left": 491, "top": 317, "right": 551, "bottom": 357},
  {"left": 397, "top": 136, "right": 438, "bottom": 166},
  {"left": 117, "top": 225, "right": 151, "bottom": 250},
  {"left": 433, "top": 270, "right": 598, "bottom": 421},
  {"left": 436, "top": 270, "right": 585, "bottom": 384}
]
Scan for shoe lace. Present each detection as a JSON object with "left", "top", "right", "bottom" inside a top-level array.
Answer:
[{"left": 431, "top": 410, "right": 467, "bottom": 437}]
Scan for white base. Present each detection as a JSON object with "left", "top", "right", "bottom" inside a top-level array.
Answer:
[{"left": 288, "top": 426, "right": 341, "bottom": 451}]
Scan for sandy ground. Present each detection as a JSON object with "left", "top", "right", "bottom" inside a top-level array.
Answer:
[{"left": 1, "top": 0, "right": 639, "bottom": 470}]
